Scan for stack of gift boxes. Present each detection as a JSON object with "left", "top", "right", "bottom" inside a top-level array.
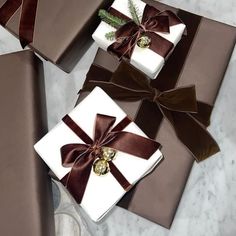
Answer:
[{"left": 0, "top": 0, "right": 235, "bottom": 235}]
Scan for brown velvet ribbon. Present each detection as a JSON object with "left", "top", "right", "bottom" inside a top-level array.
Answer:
[
  {"left": 0, "top": 0, "right": 38, "bottom": 48},
  {"left": 61, "top": 113, "right": 161, "bottom": 204},
  {"left": 107, "top": 5, "right": 183, "bottom": 60},
  {"left": 81, "top": 62, "right": 220, "bottom": 162}
]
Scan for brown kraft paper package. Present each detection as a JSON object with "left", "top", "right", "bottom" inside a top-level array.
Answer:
[
  {"left": 0, "top": 0, "right": 113, "bottom": 72},
  {"left": 0, "top": 50, "right": 55, "bottom": 236},
  {"left": 76, "top": 0, "right": 236, "bottom": 229}
]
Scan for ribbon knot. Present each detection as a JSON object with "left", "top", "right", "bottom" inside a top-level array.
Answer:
[
  {"left": 138, "top": 24, "right": 146, "bottom": 33},
  {"left": 60, "top": 113, "right": 160, "bottom": 204},
  {"left": 107, "top": 5, "right": 183, "bottom": 60},
  {"left": 89, "top": 143, "right": 102, "bottom": 157},
  {"left": 81, "top": 61, "right": 220, "bottom": 162},
  {"left": 151, "top": 88, "right": 161, "bottom": 102}
]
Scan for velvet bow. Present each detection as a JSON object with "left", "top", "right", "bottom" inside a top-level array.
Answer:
[
  {"left": 61, "top": 113, "right": 160, "bottom": 204},
  {"left": 81, "top": 62, "right": 220, "bottom": 162},
  {"left": 0, "top": 0, "right": 38, "bottom": 47},
  {"left": 107, "top": 5, "right": 183, "bottom": 59}
]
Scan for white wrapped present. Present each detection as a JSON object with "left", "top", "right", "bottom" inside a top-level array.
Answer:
[
  {"left": 92, "top": 0, "right": 186, "bottom": 79},
  {"left": 34, "top": 87, "right": 163, "bottom": 222}
]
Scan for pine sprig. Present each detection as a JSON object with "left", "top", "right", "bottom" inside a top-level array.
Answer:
[
  {"left": 105, "top": 31, "right": 116, "bottom": 41},
  {"left": 128, "top": 0, "right": 141, "bottom": 25},
  {"left": 99, "top": 9, "right": 127, "bottom": 29}
]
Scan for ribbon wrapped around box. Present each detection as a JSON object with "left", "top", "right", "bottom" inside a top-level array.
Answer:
[
  {"left": 77, "top": 0, "right": 236, "bottom": 227},
  {"left": 34, "top": 87, "right": 163, "bottom": 222},
  {"left": 0, "top": 50, "right": 55, "bottom": 236},
  {"left": 0, "top": 0, "right": 113, "bottom": 72},
  {"left": 92, "top": 0, "right": 186, "bottom": 79}
]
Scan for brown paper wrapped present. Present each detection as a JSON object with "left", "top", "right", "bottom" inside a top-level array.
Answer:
[
  {"left": 0, "top": 0, "right": 113, "bottom": 72},
  {"left": 0, "top": 50, "right": 55, "bottom": 236}
]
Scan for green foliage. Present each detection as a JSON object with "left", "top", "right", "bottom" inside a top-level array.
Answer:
[
  {"left": 99, "top": 9, "right": 127, "bottom": 29},
  {"left": 128, "top": 0, "right": 141, "bottom": 25},
  {"left": 99, "top": 0, "right": 142, "bottom": 41},
  {"left": 105, "top": 31, "right": 116, "bottom": 41}
]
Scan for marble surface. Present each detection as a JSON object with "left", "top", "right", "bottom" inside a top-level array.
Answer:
[{"left": 0, "top": 0, "right": 235, "bottom": 235}]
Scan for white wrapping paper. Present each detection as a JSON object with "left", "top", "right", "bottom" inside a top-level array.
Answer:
[
  {"left": 92, "top": 0, "right": 186, "bottom": 79},
  {"left": 34, "top": 87, "right": 163, "bottom": 222}
]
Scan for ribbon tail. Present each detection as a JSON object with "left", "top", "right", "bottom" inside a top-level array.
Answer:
[
  {"left": 109, "top": 162, "right": 131, "bottom": 191},
  {"left": 19, "top": 0, "right": 38, "bottom": 48},
  {"left": 146, "top": 31, "right": 174, "bottom": 59},
  {"left": 0, "top": 0, "right": 22, "bottom": 26},
  {"left": 160, "top": 107, "right": 220, "bottom": 162},
  {"left": 191, "top": 101, "right": 213, "bottom": 127},
  {"left": 108, "top": 36, "right": 136, "bottom": 60},
  {"left": 65, "top": 155, "right": 94, "bottom": 204}
]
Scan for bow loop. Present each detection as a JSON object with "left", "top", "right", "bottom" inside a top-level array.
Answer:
[
  {"left": 111, "top": 60, "right": 153, "bottom": 92},
  {"left": 115, "top": 21, "right": 140, "bottom": 39},
  {"left": 157, "top": 86, "right": 198, "bottom": 112},
  {"left": 108, "top": 3, "right": 174, "bottom": 60},
  {"left": 94, "top": 114, "right": 116, "bottom": 142},
  {"left": 143, "top": 15, "right": 170, "bottom": 33},
  {"left": 60, "top": 113, "right": 160, "bottom": 204},
  {"left": 81, "top": 61, "right": 220, "bottom": 162},
  {"left": 141, "top": 4, "right": 161, "bottom": 20},
  {"left": 61, "top": 143, "right": 90, "bottom": 167}
]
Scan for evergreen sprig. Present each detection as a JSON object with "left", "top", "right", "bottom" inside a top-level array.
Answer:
[
  {"left": 99, "top": 0, "right": 142, "bottom": 41},
  {"left": 98, "top": 9, "right": 127, "bottom": 29},
  {"left": 128, "top": 0, "right": 141, "bottom": 25},
  {"left": 105, "top": 31, "right": 116, "bottom": 40}
]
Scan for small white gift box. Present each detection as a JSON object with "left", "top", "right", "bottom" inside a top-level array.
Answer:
[
  {"left": 92, "top": 0, "right": 186, "bottom": 79},
  {"left": 34, "top": 87, "right": 163, "bottom": 222}
]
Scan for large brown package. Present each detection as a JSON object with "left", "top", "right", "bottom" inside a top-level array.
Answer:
[
  {"left": 77, "top": 0, "right": 236, "bottom": 228},
  {"left": 0, "top": 50, "right": 55, "bottom": 236}
]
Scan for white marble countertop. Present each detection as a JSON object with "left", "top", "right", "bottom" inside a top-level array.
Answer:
[{"left": 0, "top": 0, "right": 235, "bottom": 235}]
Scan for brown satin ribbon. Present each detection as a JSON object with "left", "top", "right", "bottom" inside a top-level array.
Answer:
[
  {"left": 81, "top": 62, "right": 220, "bottom": 162},
  {"left": 60, "top": 113, "right": 161, "bottom": 204},
  {"left": 0, "top": 0, "right": 38, "bottom": 48},
  {"left": 118, "top": 10, "right": 204, "bottom": 209},
  {"left": 107, "top": 5, "right": 183, "bottom": 60}
]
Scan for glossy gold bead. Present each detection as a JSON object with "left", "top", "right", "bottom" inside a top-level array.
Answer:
[
  {"left": 93, "top": 158, "right": 110, "bottom": 176},
  {"left": 137, "top": 35, "right": 151, "bottom": 48},
  {"left": 101, "top": 147, "right": 116, "bottom": 161}
]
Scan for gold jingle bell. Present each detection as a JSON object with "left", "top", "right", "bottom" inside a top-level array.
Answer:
[
  {"left": 101, "top": 147, "right": 116, "bottom": 161},
  {"left": 137, "top": 35, "right": 151, "bottom": 48},
  {"left": 93, "top": 158, "right": 110, "bottom": 176}
]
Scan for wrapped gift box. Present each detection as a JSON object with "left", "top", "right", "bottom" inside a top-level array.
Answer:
[
  {"left": 0, "top": 50, "right": 55, "bottom": 236},
  {"left": 34, "top": 87, "right": 163, "bottom": 222},
  {"left": 92, "top": 0, "right": 186, "bottom": 79},
  {"left": 0, "top": 0, "right": 113, "bottom": 72},
  {"left": 77, "top": 0, "right": 236, "bottom": 228}
]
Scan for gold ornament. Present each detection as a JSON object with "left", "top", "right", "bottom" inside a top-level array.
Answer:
[
  {"left": 137, "top": 35, "right": 151, "bottom": 48},
  {"left": 93, "top": 158, "right": 110, "bottom": 176},
  {"left": 101, "top": 147, "right": 116, "bottom": 161}
]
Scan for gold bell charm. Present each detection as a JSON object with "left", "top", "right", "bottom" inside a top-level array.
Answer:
[
  {"left": 101, "top": 147, "right": 116, "bottom": 161},
  {"left": 93, "top": 147, "right": 117, "bottom": 176},
  {"left": 93, "top": 158, "right": 110, "bottom": 176},
  {"left": 137, "top": 35, "right": 151, "bottom": 48}
]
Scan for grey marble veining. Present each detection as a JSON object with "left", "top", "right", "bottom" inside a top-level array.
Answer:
[{"left": 0, "top": 0, "right": 236, "bottom": 235}]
